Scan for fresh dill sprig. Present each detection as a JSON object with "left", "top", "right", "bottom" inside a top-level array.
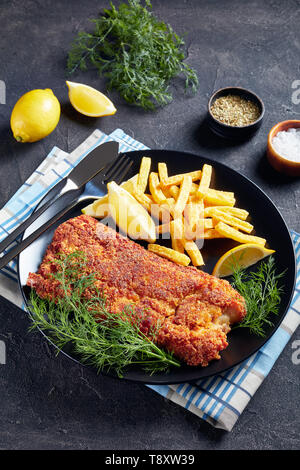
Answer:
[
  {"left": 231, "top": 256, "right": 285, "bottom": 337},
  {"left": 28, "top": 251, "right": 180, "bottom": 377},
  {"left": 67, "top": 0, "right": 198, "bottom": 110}
]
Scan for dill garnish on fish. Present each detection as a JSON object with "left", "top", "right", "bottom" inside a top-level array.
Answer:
[
  {"left": 231, "top": 256, "right": 285, "bottom": 337},
  {"left": 28, "top": 251, "right": 180, "bottom": 377}
]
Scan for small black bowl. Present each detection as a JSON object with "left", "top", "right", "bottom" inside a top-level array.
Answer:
[{"left": 207, "top": 87, "right": 265, "bottom": 140}]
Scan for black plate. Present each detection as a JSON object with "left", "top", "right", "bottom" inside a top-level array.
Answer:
[{"left": 18, "top": 149, "right": 296, "bottom": 384}]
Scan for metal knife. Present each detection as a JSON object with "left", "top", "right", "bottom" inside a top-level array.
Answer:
[{"left": 0, "top": 140, "right": 119, "bottom": 254}]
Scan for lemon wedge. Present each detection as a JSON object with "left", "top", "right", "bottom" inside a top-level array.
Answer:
[
  {"left": 107, "top": 181, "right": 156, "bottom": 242},
  {"left": 82, "top": 202, "right": 98, "bottom": 217},
  {"left": 66, "top": 81, "right": 116, "bottom": 117},
  {"left": 212, "top": 243, "right": 275, "bottom": 278},
  {"left": 82, "top": 175, "right": 138, "bottom": 217}
]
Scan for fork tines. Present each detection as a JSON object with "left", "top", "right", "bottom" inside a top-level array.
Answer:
[{"left": 104, "top": 154, "right": 133, "bottom": 185}]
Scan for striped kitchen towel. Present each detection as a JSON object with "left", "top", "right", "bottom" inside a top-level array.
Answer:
[{"left": 0, "top": 128, "right": 299, "bottom": 431}]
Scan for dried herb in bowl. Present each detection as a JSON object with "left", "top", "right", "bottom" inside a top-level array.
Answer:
[
  {"left": 67, "top": 0, "right": 198, "bottom": 110},
  {"left": 210, "top": 94, "right": 261, "bottom": 127}
]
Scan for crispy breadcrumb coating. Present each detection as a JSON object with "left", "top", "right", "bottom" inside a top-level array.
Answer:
[{"left": 27, "top": 215, "right": 246, "bottom": 367}]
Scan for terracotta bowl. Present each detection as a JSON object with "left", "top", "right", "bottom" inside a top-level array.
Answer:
[{"left": 267, "top": 120, "right": 300, "bottom": 177}]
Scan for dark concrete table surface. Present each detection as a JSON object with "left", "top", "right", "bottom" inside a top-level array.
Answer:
[{"left": 0, "top": 0, "right": 299, "bottom": 450}]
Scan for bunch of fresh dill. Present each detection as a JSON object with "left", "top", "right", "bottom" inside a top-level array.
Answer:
[
  {"left": 67, "top": 0, "right": 198, "bottom": 110},
  {"left": 28, "top": 251, "right": 180, "bottom": 377},
  {"left": 231, "top": 256, "right": 285, "bottom": 337}
]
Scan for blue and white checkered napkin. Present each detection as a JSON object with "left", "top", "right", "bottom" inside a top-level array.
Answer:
[{"left": 0, "top": 129, "right": 299, "bottom": 431}]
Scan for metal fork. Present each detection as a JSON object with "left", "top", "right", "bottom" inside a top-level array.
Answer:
[
  {"left": 92, "top": 152, "right": 133, "bottom": 187},
  {"left": 0, "top": 154, "right": 133, "bottom": 269}
]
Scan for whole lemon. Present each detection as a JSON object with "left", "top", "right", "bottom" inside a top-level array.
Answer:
[{"left": 10, "top": 88, "right": 61, "bottom": 143}]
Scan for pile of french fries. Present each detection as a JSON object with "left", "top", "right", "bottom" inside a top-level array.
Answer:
[
  {"left": 132, "top": 157, "right": 266, "bottom": 267},
  {"left": 84, "top": 156, "right": 267, "bottom": 267}
]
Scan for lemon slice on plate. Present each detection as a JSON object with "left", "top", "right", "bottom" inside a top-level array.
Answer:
[
  {"left": 212, "top": 243, "right": 275, "bottom": 278},
  {"left": 66, "top": 81, "right": 116, "bottom": 117},
  {"left": 107, "top": 181, "right": 156, "bottom": 242},
  {"left": 82, "top": 175, "right": 138, "bottom": 217}
]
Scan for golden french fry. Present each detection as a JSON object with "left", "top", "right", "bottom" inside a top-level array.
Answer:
[
  {"left": 168, "top": 185, "right": 180, "bottom": 200},
  {"left": 202, "top": 229, "right": 226, "bottom": 239},
  {"left": 190, "top": 183, "right": 199, "bottom": 195},
  {"left": 174, "top": 175, "right": 193, "bottom": 218},
  {"left": 172, "top": 237, "right": 185, "bottom": 253},
  {"left": 133, "top": 190, "right": 153, "bottom": 212},
  {"left": 163, "top": 170, "right": 201, "bottom": 187},
  {"left": 158, "top": 167, "right": 201, "bottom": 189},
  {"left": 184, "top": 199, "right": 204, "bottom": 240},
  {"left": 155, "top": 222, "right": 170, "bottom": 235},
  {"left": 211, "top": 189, "right": 235, "bottom": 198},
  {"left": 215, "top": 222, "right": 266, "bottom": 246},
  {"left": 183, "top": 240, "right": 204, "bottom": 266},
  {"left": 184, "top": 202, "right": 198, "bottom": 235},
  {"left": 170, "top": 218, "right": 184, "bottom": 240},
  {"left": 164, "top": 198, "right": 176, "bottom": 213},
  {"left": 204, "top": 206, "right": 249, "bottom": 220},
  {"left": 170, "top": 218, "right": 186, "bottom": 253},
  {"left": 204, "top": 218, "right": 214, "bottom": 229},
  {"left": 137, "top": 157, "right": 151, "bottom": 193},
  {"left": 211, "top": 209, "right": 253, "bottom": 234},
  {"left": 169, "top": 183, "right": 199, "bottom": 200},
  {"left": 158, "top": 162, "right": 169, "bottom": 185},
  {"left": 151, "top": 197, "right": 175, "bottom": 222},
  {"left": 151, "top": 205, "right": 170, "bottom": 223},
  {"left": 86, "top": 158, "right": 268, "bottom": 262},
  {"left": 204, "top": 188, "right": 235, "bottom": 206},
  {"left": 167, "top": 197, "right": 175, "bottom": 204},
  {"left": 149, "top": 172, "right": 168, "bottom": 204},
  {"left": 197, "top": 164, "right": 212, "bottom": 199},
  {"left": 148, "top": 244, "right": 190, "bottom": 266},
  {"left": 160, "top": 186, "right": 173, "bottom": 199}
]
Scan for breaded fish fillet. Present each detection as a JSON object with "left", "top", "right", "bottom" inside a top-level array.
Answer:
[{"left": 27, "top": 215, "right": 247, "bottom": 367}]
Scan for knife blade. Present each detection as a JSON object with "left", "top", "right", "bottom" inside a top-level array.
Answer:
[
  {"left": 0, "top": 196, "right": 88, "bottom": 271},
  {"left": 0, "top": 140, "right": 119, "bottom": 254}
]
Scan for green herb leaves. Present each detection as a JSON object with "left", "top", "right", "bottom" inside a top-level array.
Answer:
[
  {"left": 29, "top": 252, "right": 180, "bottom": 377},
  {"left": 231, "top": 256, "right": 285, "bottom": 337},
  {"left": 67, "top": 0, "right": 198, "bottom": 110},
  {"left": 28, "top": 251, "right": 285, "bottom": 379}
]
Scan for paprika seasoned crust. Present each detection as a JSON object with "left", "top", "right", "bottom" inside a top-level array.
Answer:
[{"left": 27, "top": 214, "right": 247, "bottom": 367}]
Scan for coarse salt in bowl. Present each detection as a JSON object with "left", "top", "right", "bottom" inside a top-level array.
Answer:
[
  {"left": 272, "top": 128, "right": 300, "bottom": 162},
  {"left": 267, "top": 120, "right": 300, "bottom": 177}
]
